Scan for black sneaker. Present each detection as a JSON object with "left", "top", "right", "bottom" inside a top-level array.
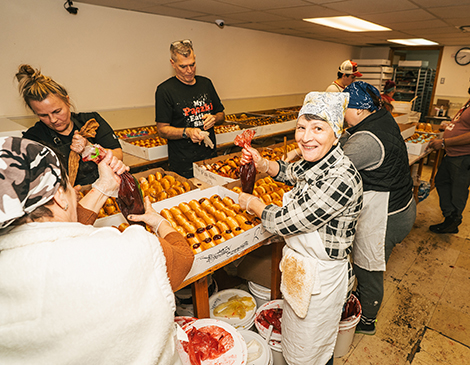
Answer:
[
  {"left": 429, "top": 215, "right": 461, "bottom": 234},
  {"left": 355, "top": 319, "right": 377, "bottom": 335}
]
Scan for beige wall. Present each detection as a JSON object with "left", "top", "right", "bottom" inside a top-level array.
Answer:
[
  {"left": 433, "top": 46, "right": 470, "bottom": 114},
  {"left": 1, "top": 0, "right": 358, "bottom": 131}
]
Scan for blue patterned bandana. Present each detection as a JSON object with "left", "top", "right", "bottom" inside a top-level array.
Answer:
[
  {"left": 344, "top": 81, "right": 381, "bottom": 112},
  {"left": 299, "top": 92, "right": 350, "bottom": 138},
  {"left": 0, "top": 137, "right": 61, "bottom": 228}
]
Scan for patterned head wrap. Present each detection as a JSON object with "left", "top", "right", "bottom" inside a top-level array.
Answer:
[
  {"left": 0, "top": 137, "right": 61, "bottom": 229},
  {"left": 344, "top": 81, "right": 381, "bottom": 112},
  {"left": 298, "top": 92, "right": 350, "bottom": 138}
]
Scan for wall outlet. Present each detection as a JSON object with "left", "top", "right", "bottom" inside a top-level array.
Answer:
[{"left": 440, "top": 78, "right": 445, "bottom": 84}]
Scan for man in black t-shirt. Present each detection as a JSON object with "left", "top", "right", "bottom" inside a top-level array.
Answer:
[{"left": 155, "top": 39, "right": 225, "bottom": 178}]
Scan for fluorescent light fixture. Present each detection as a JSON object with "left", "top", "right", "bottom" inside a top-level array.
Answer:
[
  {"left": 387, "top": 38, "right": 439, "bottom": 46},
  {"left": 303, "top": 16, "right": 391, "bottom": 32}
]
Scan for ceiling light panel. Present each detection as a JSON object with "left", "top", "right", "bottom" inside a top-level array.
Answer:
[
  {"left": 387, "top": 38, "right": 439, "bottom": 45},
  {"left": 303, "top": 16, "right": 391, "bottom": 32}
]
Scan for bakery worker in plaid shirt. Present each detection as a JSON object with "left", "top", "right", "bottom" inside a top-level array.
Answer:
[
  {"left": 342, "top": 81, "right": 416, "bottom": 336},
  {"left": 238, "top": 92, "right": 363, "bottom": 365}
]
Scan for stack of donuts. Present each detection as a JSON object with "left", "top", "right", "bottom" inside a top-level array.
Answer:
[
  {"left": 160, "top": 194, "right": 261, "bottom": 255},
  {"left": 232, "top": 176, "right": 292, "bottom": 206},
  {"left": 138, "top": 172, "right": 192, "bottom": 203}
]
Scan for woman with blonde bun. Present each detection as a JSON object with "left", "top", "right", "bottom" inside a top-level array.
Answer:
[{"left": 16, "top": 64, "right": 122, "bottom": 186}]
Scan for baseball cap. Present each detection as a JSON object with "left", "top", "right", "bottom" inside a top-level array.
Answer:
[{"left": 339, "top": 60, "right": 362, "bottom": 77}]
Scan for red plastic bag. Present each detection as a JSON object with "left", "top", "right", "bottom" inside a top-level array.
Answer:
[
  {"left": 234, "top": 130, "right": 257, "bottom": 194},
  {"left": 82, "top": 145, "right": 145, "bottom": 225}
]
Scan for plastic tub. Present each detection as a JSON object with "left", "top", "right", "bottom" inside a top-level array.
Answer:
[
  {"left": 239, "top": 329, "right": 273, "bottom": 365},
  {"left": 334, "top": 294, "right": 362, "bottom": 358}
]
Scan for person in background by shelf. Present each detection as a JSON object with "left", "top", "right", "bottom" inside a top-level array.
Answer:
[
  {"left": 16, "top": 65, "right": 122, "bottom": 186},
  {"left": 325, "top": 60, "right": 363, "bottom": 93},
  {"left": 155, "top": 39, "right": 225, "bottom": 178},
  {"left": 0, "top": 136, "right": 193, "bottom": 365},
  {"left": 381, "top": 80, "right": 396, "bottom": 113},
  {"left": 341, "top": 81, "right": 416, "bottom": 336},
  {"left": 427, "top": 90, "right": 470, "bottom": 234},
  {"left": 238, "top": 92, "right": 363, "bottom": 365}
]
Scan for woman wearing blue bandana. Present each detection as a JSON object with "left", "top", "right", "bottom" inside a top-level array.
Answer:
[{"left": 341, "top": 81, "right": 416, "bottom": 335}]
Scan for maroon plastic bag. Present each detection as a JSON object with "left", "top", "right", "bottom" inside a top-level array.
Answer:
[
  {"left": 234, "top": 130, "right": 257, "bottom": 194},
  {"left": 82, "top": 145, "right": 145, "bottom": 225}
]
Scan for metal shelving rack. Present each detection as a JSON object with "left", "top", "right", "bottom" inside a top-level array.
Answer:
[{"left": 393, "top": 65, "right": 435, "bottom": 121}]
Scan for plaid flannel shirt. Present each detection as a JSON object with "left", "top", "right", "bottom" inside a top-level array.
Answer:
[{"left": 261, "top": 145, "right": 363, "bottom": 260}]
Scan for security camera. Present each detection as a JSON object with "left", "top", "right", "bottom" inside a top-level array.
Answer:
[
  {"left": 215, "top": 19, "right": 225, "bottom": 28},
  {"left": 64, "top": 0, "right": 78, "bottom": 15}
]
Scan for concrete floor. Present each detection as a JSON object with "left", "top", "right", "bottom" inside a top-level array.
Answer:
[{"left": 335, "top": 168, "right": 470, "bottom": 364}]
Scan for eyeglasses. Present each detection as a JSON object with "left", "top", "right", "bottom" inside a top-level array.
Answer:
[{"left": 171, "top": 39, "right": 192, "bottom": 47}]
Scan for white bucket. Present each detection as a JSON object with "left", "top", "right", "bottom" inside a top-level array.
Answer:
[
  {"left": 209, "top": 288, "right": 257, "bottom": 330},
  {"left": 239, "top": 330, "right": 273, "bottom": 365},
  {"left": 248, "top": 281, "right": 272, "bottom": 309},
  {"left": 334, "top": 294, "right": 362, "bottom": 358}
]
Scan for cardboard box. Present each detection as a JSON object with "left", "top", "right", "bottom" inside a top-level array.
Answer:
[
  {"left": 193, "top": 152, "right": 240, "bottom": 186},
  {"left": 119, "top": 138, "right": 168, "bottom": 160},
  {"left": 132, "top": 167, "right": 198, "bottom": 191},
  {"left": 150, "top": 185, "right": 274, "bottom": 282},
  {"left": 236, "top": 244, "right": 275, "bottom": 288},
  {"left": 391, "top": 101, "right": 412, "bottom": 114},
  {"left": 398, "top": 60, "right": 429, "bottom": 68},
  {"left": 255, "top": 119, "right": 297, "bottom": 136},
  {"left": 354, "top": 59, "right": 391, "bottom": 66},
  {"left": 399, "top": 123, "right": 416, "bottom": 140},
  {"left": 393, "top": 112, "right": 410, "bottom": 124},
  {"left": 406, "top": 140, "right": 429, "bottom": 155}
]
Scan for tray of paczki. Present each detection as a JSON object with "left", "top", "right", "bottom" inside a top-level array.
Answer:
[{"left": 177, "top": 318, "right": 247, "bottom": 365}]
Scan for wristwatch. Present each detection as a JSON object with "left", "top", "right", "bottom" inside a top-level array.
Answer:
[
  {"left": 441, "top": 138, "right": 446, "bottom": 149},
  {"left": 182, "top": 127, "right": 188, "bottom": 139}
]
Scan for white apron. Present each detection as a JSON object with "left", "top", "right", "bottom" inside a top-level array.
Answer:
[
  {"left": 280, "top": 189, "right": 349, "bottom": 365},
  {"left": 352, "top": 190, "right": 389, "bottom": 271}
]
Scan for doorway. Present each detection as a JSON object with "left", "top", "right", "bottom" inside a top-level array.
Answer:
[{"left": 389, "top": 46, "right": 444, "bottom": 118}]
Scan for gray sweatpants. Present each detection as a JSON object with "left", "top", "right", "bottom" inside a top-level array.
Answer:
[{"left": 353, "top": 198, "right": 417, "bottom": 320}]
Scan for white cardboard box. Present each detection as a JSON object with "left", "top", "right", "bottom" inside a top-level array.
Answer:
[
  {"left": 255, "top": 119, "right": 296, "bottom": 136},
  {"left": 354, "top": 59, "right": 391, "bottom": 66},
  {"left": 119, "top": 139, "right": 168, "bottom": 160},
  {"left": 400, "top": 124, "right": 416, "bottom": 140},
  {"left": 151, "top": 186, "right": 273, "bottom": 282},
  {"left": 398, "top": 60, "right": 429, "bottom": 68},
  {"left": 406, "top": 141, "right": 429, "bottom": 155}
]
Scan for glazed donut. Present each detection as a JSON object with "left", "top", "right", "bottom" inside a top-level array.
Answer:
[
  {"left": 235, "top": 214, "right": 254, "bottom": 231},
  {"left": 183, "top": 221, "right": 197, "bottom": 234},
  {"left": 222, "top": 229, "right": 235, "bottom": 240},
  {"left": 201, "top": 237, "right": 215, "bottom": 250},
  {"left": 165, "top": 175, "right": 176, "bottom": 186},
  {"left": 117, "top": 222, "right": 130, "bottom": 232},
  {"left": 170, "top": 207, "right": 183, "bottom": 217},
  {"left": 209, "top": 194, "right": 222, "bottom": 204},
  {"left": 225, "top": 216, "right": 245, "bottom": 236},
  {"left": 187, "top": 235, "right": 203, "bottom": 254},
  {"left": 156, "top": 191, "right": 168, "bottom": 201},
  {"left": 198, "top": 197, "right": 211, "bottom": 208},
  {"left": 203, "top": 204, "right": 217, "bottom": 216},
  {"left": 182, "top": 181, "right": 191, "bottom": 192},
  {"left": 184, "top": 210, "right": 199, "bottom": 223},
  {"left": 147, "top": 174, "right": 156, "bottom": 183},
  {"left": 206, "top": 224, "right": 220, "bottom": 237},
  {"left": 175, "top": 214, "right": 189, "bottom": 226},
  {"left": 222, "top": 196, "right": 235, "bottom": 207},
  {"left": 160, "top": 177, "right": 171, "bottom": 190},
  {"left": 212, "top": 234, "right": 226, "bottom": 245},
  {"left": 168, "top": 218, "right": 178, "bottom": 229},
  {"left": 178, "top": 202, "right": 191, "bottom": 214},
  {"left": 193, "top": 218, "right": 207, "bottom": 230},
  {"left": 231, "top": 204, "right": 242, "bottom": 213},
  {"left": 200, "top": 212, "right": 216, "bottom": 226},
  {"left": 216, "top": 221, "right": 230, "bottom": 233},
  {"left": 212, "top": 200, "right": 225, "bottom": 211},
  {"left": 160, "top": 208, "right": 173, "bottom": 220},
  {"left": 214, "top": 210, "right": 228, "bottom": 222},
  {"left": 188, "top": 199, "right": 202, "bottom": 211},
  {"left": 167, "top": 188, "right": 178, "bottom": 198},
  {"left": 196, "top": 227, "right": 211, "bottom": 241},
  {"left": 175, "top": 225, "right": 186, "bottom": 236},
  {"left": 222, "top": 207, "right": 236, "bottom": 218},
  {"left": 155, "top": 171, "right": 163, "bottom": 181}
]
